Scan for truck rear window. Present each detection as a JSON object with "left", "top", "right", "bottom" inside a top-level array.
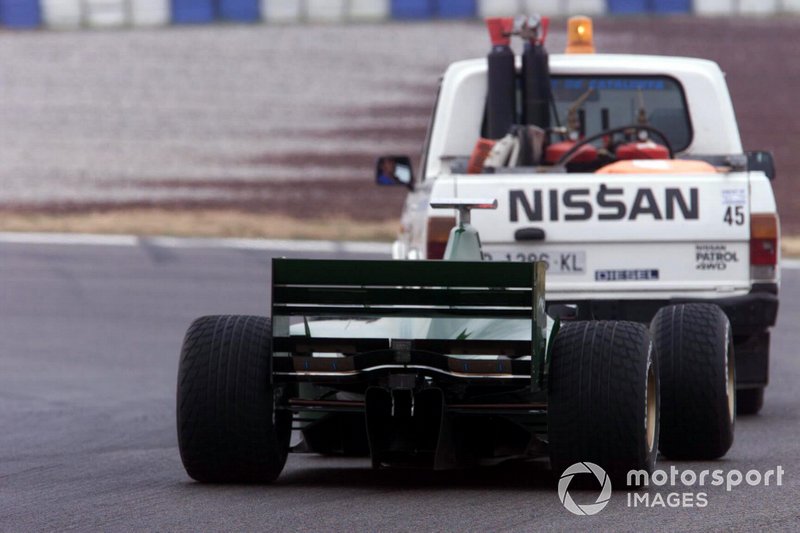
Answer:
[{"left": 550, "top": 75, "right": 692, "bottom": 152}]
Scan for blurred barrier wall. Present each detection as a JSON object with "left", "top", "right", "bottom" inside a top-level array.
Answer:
[
  {"left": 350, "top": 0, "right": 390, "bottom": 20},
  {"left": 41, "top": 0, "right": 81, "bottom": 28},
  {"left": 85, "top": 0, "right": 127, "bottom": 27},
  {"left": 391, "top": 0, "right": 433, "bottom": 19},
  {"left": 0, "top": 0, "right": 42, "bottom": 27},
  {"left": 261, "top": 0, "right": 301, "bottom": 22},
  {"left": 171, "top": 0, "right": 214, "bottom": 23},
  {"left": 607, "top": 0, "right": 691, "bottom": 13},
  {"left": 694, "top": 0, "right": 732, "bottom": 14},
  {"left": 738, "top": 0, "right": 779, "bottom": 15},
  {"left": 439, "top": 0, "right": 476, "bottom": 18},
  {"left": 307, "top": 0, "right": 347, "bottom": 22},
  {"left": 131, "top": 0, "right": 169, "bottom": 25},
  {"left": 653, "top": 0, "right": 691, "bottom": 13},
  {"left": 5, "top": 0, "right": 800, "bottom": 30},
  {"left": 219, "top": 0, "right": 259, "bottom": 21}
]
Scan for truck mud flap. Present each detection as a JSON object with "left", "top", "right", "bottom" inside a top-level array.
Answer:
[
  {"left": 365, "top": 387, "right": 457, "bottom": 470},
  {"left": 735, "top": 331, "right": 769, "bottom": 387}
]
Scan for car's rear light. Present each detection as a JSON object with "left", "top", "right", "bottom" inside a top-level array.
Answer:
[
  {"left": 750, "top": 213, "right": 779, "bottom": 280},
  {"left": 426, "top": 216, "right": 455, "bottom": 259}
]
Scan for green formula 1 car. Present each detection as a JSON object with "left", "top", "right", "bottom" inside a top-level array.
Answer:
[{"left": 177, "top": 200, "right": 733, "bottom": 485}]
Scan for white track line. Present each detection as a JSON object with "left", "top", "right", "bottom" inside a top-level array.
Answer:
[
  {"left": 0, "top": 232, "right": 392, "bottom": 255},
  {"left": 783, "top": 258, "right": 800, "bottom": 270}
]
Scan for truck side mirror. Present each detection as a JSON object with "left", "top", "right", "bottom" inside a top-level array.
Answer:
[
  {"left": 375, "top": 156, "right": 414, "bottom": 190},
  {"left": 747, "top": 151, "right": 776, "bottom": 180}
]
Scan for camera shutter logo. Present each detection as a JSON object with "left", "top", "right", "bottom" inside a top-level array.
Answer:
[{"left": 558, "top": 462, "right": 613, "bottom": 516}]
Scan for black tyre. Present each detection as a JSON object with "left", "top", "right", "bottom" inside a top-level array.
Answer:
[
  {"left": 736, "top": 387, "right": 764, "bottom": 416},
  {"left": 177, "top": 315, "right": 292, "bottom": 483},
  {"left": 651, "top": 304, "right": 734, "bottom": 460},
  {"left": 549, "top": 321, "right": 658, "bottom": 484}
]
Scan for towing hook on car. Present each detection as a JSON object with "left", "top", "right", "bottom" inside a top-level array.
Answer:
[
  {"left": 389, "top": 389, "right": 416, "bottom": 418},
  {"left": 388, "top": 372, "right": 418, "bottom": 417}
]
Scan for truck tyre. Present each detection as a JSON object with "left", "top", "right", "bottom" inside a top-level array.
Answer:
[
  {"left": 651, "top": 304, "right": 734, "bottom": 459},
  {"left": 737, "top": 387, "right": 764, "bottom": 416},
  {"left": 177, "top": 315, "right": 292, "bottom": 483},
  {"left": 549, "top": 321, "right": 658, "bottom": 485}
]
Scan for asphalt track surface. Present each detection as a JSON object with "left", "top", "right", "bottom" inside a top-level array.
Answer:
[{"left": 1, "top": 239, "right": 799, "bottom": 531}]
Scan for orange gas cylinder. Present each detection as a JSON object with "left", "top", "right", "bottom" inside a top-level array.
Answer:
[
  {"left": 615, "top": 140, "right": 670, "bottom": 160},
  {"left": 467, "top": 138, "right": 496, "bottom": 173},
  {"left": 545, "top": 140, "right": 598, "bottom": 165}
]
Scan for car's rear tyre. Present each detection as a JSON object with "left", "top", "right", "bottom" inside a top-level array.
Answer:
[
  {"left": 651, "top": 304, "right": 734, "bottom": 460},
  {"left": 549, "top": 321, "right": 658, "bottom": 485},
  {"left": 177, "top": 315, "right": 292, "bottom": 483},
  {"left": 736, "top": 387, "right": 764, "bottom": 415}
]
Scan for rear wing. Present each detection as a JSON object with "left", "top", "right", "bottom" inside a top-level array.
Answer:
[{"left": 271, "top": 258, "right": 548, "bottom": 388}]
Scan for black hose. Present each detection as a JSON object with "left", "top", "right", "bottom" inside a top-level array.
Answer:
[{"left": 555, "top": 124, "right": 674, "bottom": 166}]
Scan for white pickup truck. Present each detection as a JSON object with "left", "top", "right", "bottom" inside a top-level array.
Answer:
[{"left": 378, "top": 16, "right": 779, "bottom": 415}]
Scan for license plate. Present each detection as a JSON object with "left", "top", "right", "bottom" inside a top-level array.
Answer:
[{"left": 482, "top": 250, "right": 587, "bottom": 275}]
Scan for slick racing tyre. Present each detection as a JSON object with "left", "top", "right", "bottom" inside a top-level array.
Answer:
[
  {"left": 549, "top": 321, "right": 659, "bottom": 485},
  {"left": 177, "top": 315, "right": 292, "bottom": 483},
  {"left": 651, "top": 304, "right": 735, "bottom": 460}
]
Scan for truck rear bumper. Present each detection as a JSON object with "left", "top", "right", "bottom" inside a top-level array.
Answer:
[{"left": 557, "top": 283, "right": 779, "bottom": 332}]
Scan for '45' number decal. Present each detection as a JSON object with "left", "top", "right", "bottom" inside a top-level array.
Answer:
[{"left": 724, "top": 205, "right": 745, "bottom": 226}]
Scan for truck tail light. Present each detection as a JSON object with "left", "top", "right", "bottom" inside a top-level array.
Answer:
[
  {"left": 750, "top": 213, "right": 779, "bottom": 280},
  {"left": 426, "top": 216, "right": 455, "bottom": 259}
]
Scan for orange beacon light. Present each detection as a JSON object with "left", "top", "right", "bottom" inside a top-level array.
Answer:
[{"left": 566, "top": 16, "right": 595, "bottom": 54}]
